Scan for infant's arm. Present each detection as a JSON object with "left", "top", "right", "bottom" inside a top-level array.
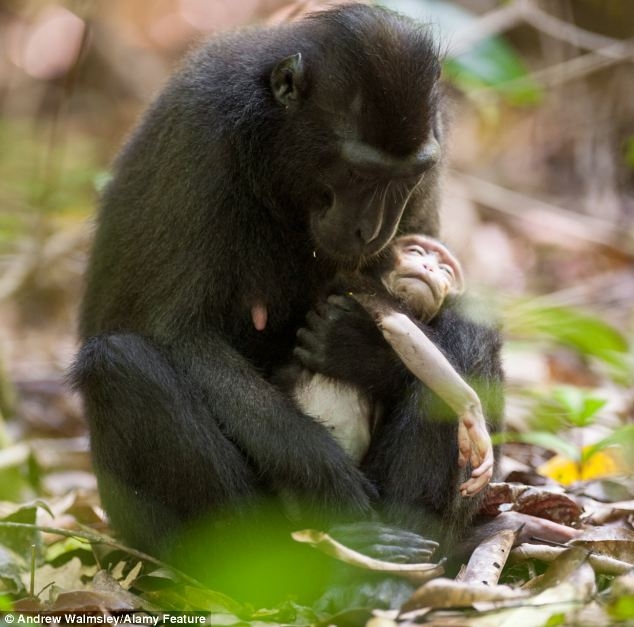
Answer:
[{"left": 370, "top": 308, "right": 493, "bottom": 496}]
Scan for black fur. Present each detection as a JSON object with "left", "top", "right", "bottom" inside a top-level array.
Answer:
[
  {"left": 294, "top": 292, "right": 504, "bottom": 546},
  {"left": 71, "top": 4, "right": 501, "bottom": 605}
]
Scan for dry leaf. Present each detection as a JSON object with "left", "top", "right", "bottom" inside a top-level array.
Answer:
[
  {"left": 401, "top": 578, "right": 527, "bottom": 613},
  {"left": 459, "top": 528, "right": 518, "bottom": 586},
  {"left": 571, "top": 526, "right": 634, "bottom": 562},
  {"left": 291, "top": 529, "right": 444, "bottom": 583}
]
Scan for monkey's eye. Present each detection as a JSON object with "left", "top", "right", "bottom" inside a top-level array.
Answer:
[
  {"left": 440, "top": 264, "right": 454, "bottom": 277},
  {"left": 407, "top": 246, "right": 426, "bottom": 256}
]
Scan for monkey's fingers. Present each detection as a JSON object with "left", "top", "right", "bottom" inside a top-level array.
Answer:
[
  {"left": 463, "top": 418, "right": 491, "bottom": 469},
  {"left": 305, "top": 309, "right": 326, "bottom": 331},
  {"left": 469, "top": 435, "right": 487, "bottom": 469},
  {"left": 457, "top": 421, "right": 472, "bottom": 468},
  {"left": 326, "top": 293, "right": 356, "bottom": 312},
  {"left": 296, "top": 326, "right": 321, "bottom": 353},
  {"left": 470, "top": 450, "right": 494, "bottom": 479},
  {"left": 471, "top": 442, "right": 493, "bottom": 477},
  {"left": 460, "top": 464, "right": 493, "bottom": 496},
  {"left": 294, "top": 326, "right": 326, "bottom": 371}
]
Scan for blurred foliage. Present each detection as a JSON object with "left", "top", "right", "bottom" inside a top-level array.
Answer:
[
  {"left": 504, "top": 299, "right": 632, "bottom": 384},
  {"left": 0, "top": 0, "right": 632, "bottom": 618},
  {"left": 609, "top": 595, "right": 634, "bottom": 622},
  {"left": 500, "top": 297, "right": 633, "bottom": 481},
  {"left": 0, "top": 121, "right": 100, "bottom": 252},
  {"left": 380, "top": 0, "right": 542, "bottom": 104}
]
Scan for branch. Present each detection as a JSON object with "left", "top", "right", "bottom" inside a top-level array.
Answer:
[
  {"left": 451, "top": 172, "right": 632, "bottom": 255},
  {"left": 519, "top": 0, "right": 627, "bottom": 55}
]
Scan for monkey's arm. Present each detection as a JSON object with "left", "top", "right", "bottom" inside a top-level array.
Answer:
[{"left": 375, "top": 311, "right": 493, "bottom": 495}]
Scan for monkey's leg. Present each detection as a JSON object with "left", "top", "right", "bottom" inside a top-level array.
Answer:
[
  {"left": 362, "top": 389, "right": 469, "bottom": 544},
  {"left": 71, "top": 333, "right": 262, "bottom": 553},
  {"left": 72, "top": 333, "right": 356, "bottom": 604}
]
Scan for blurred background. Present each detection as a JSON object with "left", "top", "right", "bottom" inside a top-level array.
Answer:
[{"left": 0, "top": 0, "right": 633, "bottom": 511}]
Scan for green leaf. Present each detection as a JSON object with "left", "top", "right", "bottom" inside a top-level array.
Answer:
[
  {"left": 609, "top": 595, "right": 634, "bottom": 620},
  {"left": 583, "top": 424, "right": 634, "bottom": 464},
  {"left": 45, "top": 537, "right": 93, "bottom": 564},
  {"left": 142, "top": 585, "right": 243, "bottom": 613},
  {"left": 545, "top": 613, "right": 567, "bottom": 627},
  {"left": 497, "top": 431, "right": 580, "bottom": 460},
  {"left": 551, "top": 386, "right": 607, "bottom": 427},
  {"left": 0, "top": 594, "right": 12, "bottom": 611},
  {"left": 0, "top": 507, "right": 40, "bottom": 562},
  {"left": 505, "top": 301, "right": 630, "bottom": 370}
]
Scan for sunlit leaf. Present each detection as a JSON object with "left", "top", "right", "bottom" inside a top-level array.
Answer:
[
  {"left": 45, "top": 537, "right": 93, "bottom": 563},
  {"left": 538, "top": 447, "right": 628, "bottom": 486},
  {"left": 610, "top": 595, "right": 634, "bottom": 620},
  {"left": 0, "top": 594, "right": 12, "bottom": 611}
]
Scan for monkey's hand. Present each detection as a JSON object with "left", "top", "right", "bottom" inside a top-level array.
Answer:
[
  {"left": 457, "top": 405, "right": 494, "bottom": 497},
  {"left": 295, "top": 295, "right": 407, "bottom": 394}
]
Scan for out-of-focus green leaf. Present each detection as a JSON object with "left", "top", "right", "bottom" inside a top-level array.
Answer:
[
  {"left": 545, "top": 613, "right": 567, "bottom": 626},
  {"left": 0, "top": 120, "right": 100, "bottom": 253},
  {"left": 142, "top": 585, "right": 243, "bottom": 613},
  {"left": 445, "top": 41, "right": 542, "bottom": 106},
  {"left": 505, "top": 301, "right": 630, "bottom": 373},
  {"left": 513, "top": 385, "right": 607, "bottom": 433},
  {"left": 377, "top": 0, "right": 541, "bottom": 104},
  {"left": 583, "top": 425, "right": 634, "bottom": 465},
  {"left": 495, "top": 431, "right": 580, "bottom": 461},
  {"left": 0, "top": 594, "right": 12, "bottom": 610},
  {"left": 551, "top": 386, "right": 607, "bottom": 428},
  {"left": 45, "top": 537, "right": 93, "bottom": 564},
  {"left": 609, "top": 595, "right": 634, "bottom": 620}
]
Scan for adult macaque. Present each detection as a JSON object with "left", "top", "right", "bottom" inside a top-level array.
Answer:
[
  {"left": 71, "top": 3, "right": 504, "bottom": 605},
  {"left": 275, "top": 235, "right": 493, "bottom": 497}
]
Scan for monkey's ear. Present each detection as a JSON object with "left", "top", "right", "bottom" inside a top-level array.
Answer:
[{"left": 271, "top": 53, "right": 304, "bottom": 108}]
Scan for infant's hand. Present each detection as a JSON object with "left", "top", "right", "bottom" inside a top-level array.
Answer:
[{"left": 457, "top": 407, "right": 494, "bottom": 497}]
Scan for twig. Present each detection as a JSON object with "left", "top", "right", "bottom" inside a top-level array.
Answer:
[
  {"left": 447, "top": 0, "right": 631, "bottom": 62},
  {"left": 0, "top": 521, "right": 204, "bottom": 588},
  {"left": 519, "top": 0, "right": 627, "bottom": 55},
  {"left": 451, "top": 172, "right": 632, "bottom": 254},
  {"left": 470, "top": 38, "right": 634, "bottom": 97}
]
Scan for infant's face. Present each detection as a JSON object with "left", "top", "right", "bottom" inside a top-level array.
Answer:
[{"left": 381, "top": 235, "right": 463, "bottom": 321}]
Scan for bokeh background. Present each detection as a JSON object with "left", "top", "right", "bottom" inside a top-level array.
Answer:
[{"left": 0, "top": 0, "right": 633, "bottom": 529}]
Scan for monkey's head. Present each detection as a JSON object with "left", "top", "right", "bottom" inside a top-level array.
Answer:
[
  {"left": 266, "top": 5, "right": 444, "bottom": 263},
  {"left": 381, "top": 235, "right": 464, "bottom": 321}
]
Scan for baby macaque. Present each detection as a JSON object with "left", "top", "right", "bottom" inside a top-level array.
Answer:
[{"left": 259, "top": 235, "right": 494, "bottom": 497}]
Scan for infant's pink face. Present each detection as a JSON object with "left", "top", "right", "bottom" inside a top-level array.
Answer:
[{"left": 381, "top": 234, "right": 464, "bottom": 320}]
